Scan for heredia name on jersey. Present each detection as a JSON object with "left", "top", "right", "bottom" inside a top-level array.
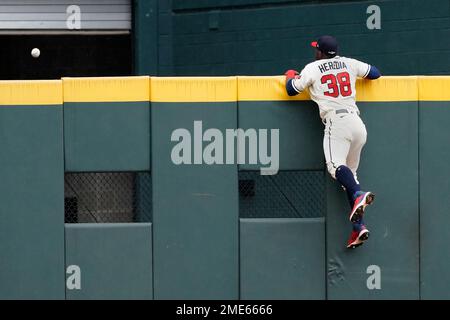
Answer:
[{"left": 318, "top": 60, "right": 348, "bottom": 73}]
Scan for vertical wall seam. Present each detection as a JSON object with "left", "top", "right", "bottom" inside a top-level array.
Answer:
[
  {"left": 417, "top": 76, "right": 422, "bottom": 300},
  {"left": 62, "top": 78, "right": 67, "bottom": 300},
  {"left": 236, "top": 77, "right": 241, "bottom": 299}
]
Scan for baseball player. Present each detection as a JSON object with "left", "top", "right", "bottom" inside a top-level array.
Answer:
[{"left": 284, "top": 35, "right": 381, "bottom": 249}]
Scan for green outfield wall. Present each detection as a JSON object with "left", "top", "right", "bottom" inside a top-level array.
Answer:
[
  {"left": 418, "top": 78, "right": 450, "bottom": 299},
  {"left": 135, "top": 0, "right": 450, "bottom": 76},
  {"left": 65, "top": 223, "right": 153, "bottom": 300},
  {"left": 0, "top": 76, "right": 448, "bottom": 299},
  {"left": 0, "top": 81, "right": 65, "bottom": 299}
]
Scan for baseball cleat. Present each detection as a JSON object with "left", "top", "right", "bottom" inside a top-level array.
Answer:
[
  {"left": 349, "top": 191, "right": 375, "bottom": 222},
  {"left": 346, "top": 227, "right": 370, "bottom": 249}
]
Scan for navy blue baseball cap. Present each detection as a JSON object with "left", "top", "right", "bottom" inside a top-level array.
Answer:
[{"left": 311, "top": 35, "right": 338, "bottom": 56}]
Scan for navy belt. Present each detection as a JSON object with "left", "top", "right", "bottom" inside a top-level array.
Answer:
[{"left": 323, "top": 109, "right": 356, "bottom": 124}]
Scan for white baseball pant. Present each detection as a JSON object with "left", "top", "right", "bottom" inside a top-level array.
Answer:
[{"left": 323, "top": 111, "right": 367, "bottom": 183}]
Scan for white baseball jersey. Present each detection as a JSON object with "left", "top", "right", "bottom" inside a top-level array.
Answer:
[{"left": 291, "top": 56, "right": 371, "bottom": 119}]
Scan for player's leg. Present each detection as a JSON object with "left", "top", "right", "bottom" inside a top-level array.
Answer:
[
  {"left": 346, "top": 116, "right": 374, "bottom": 222},
  {"left": 323, "top": 118, "right": 360, "bottom": 209},
  {"left": 346, "top": 219, "right": 370, "bottom": 249},
  {"left": 335, "top": 165, "right": 361, "bottom": 210},
  {"left": 324, "top": 116, "right": 370, "bottom": 249},
  {"left": 346, "top": 117, "right": 366, "bottom": 178},
  {"left": 323, "top": 118, "right": 351, "bottom": 182}
]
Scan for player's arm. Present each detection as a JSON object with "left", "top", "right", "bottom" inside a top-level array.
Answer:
[
  {"left": 285, "top": 69, "right": 301, "bottom": 96},
  {"left": 365, "top": 65, "right": 381, "bottom": 80},
  {"left": 351, "top": 58, "right": 381, "bottom": 80},
  {"left": 284, "top": 67, "right": 312, "bottom": 96}
]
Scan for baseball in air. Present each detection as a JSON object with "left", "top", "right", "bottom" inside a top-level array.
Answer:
[{"left": 31, "top": 48, "right": 40, "bottom": 58}]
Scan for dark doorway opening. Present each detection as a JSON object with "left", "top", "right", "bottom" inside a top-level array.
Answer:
[{"left": 0, "top": 32, "right": 132, "bottom": 80}]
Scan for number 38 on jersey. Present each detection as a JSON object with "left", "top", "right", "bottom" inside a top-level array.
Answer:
[{"left": 321, "top": 72, "right": 352, "bottom": 98}]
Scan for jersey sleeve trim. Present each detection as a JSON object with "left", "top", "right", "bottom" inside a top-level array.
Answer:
[
  {"left": 286, "top": 78, "right": 300, "bottom": 96},
  {"left": 362, "top": 64, "right": 371, "bottom": 78},
  {"left": 291, "top": 78, "right": 302, "bottom": 93}
]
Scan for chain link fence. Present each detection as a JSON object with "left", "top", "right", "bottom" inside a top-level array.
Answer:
[
  {"left": 239, "top": 171, "right": 325, "bottom": 218},
  {"left": 64, "top": 172, "right": 152, "bottom": 223},
  {"left": 65, "top": 171, "right": 323, "bottom": 222}
]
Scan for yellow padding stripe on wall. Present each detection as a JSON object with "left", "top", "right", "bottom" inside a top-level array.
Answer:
[
  {"left": 0, "top": 80, "right": 62, "bottom": 105},
  {"left": 151, "top": 77, "right": 237, "bottom": 102},
  {"left": 63, "top": 76, "right": 150, "bottom": 102},
  {"left": 238, "top": 76, "right": 418, "bottom": 101},
  {"left": 238, "top": 76, "right": 310, "bottom": 101},
  {"left": 356, "top": 76, "right": 418, "bottom": 102},
  {"left": 1, "top": 76, "right": 449, "bottom": 104},
  {"left": 419, "top": 77, "right": 450, "bottom": 101}
]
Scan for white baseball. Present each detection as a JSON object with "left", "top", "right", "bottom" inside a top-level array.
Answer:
[{"left": 31, "top": 48, "right": 40, "bottom": 58}]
